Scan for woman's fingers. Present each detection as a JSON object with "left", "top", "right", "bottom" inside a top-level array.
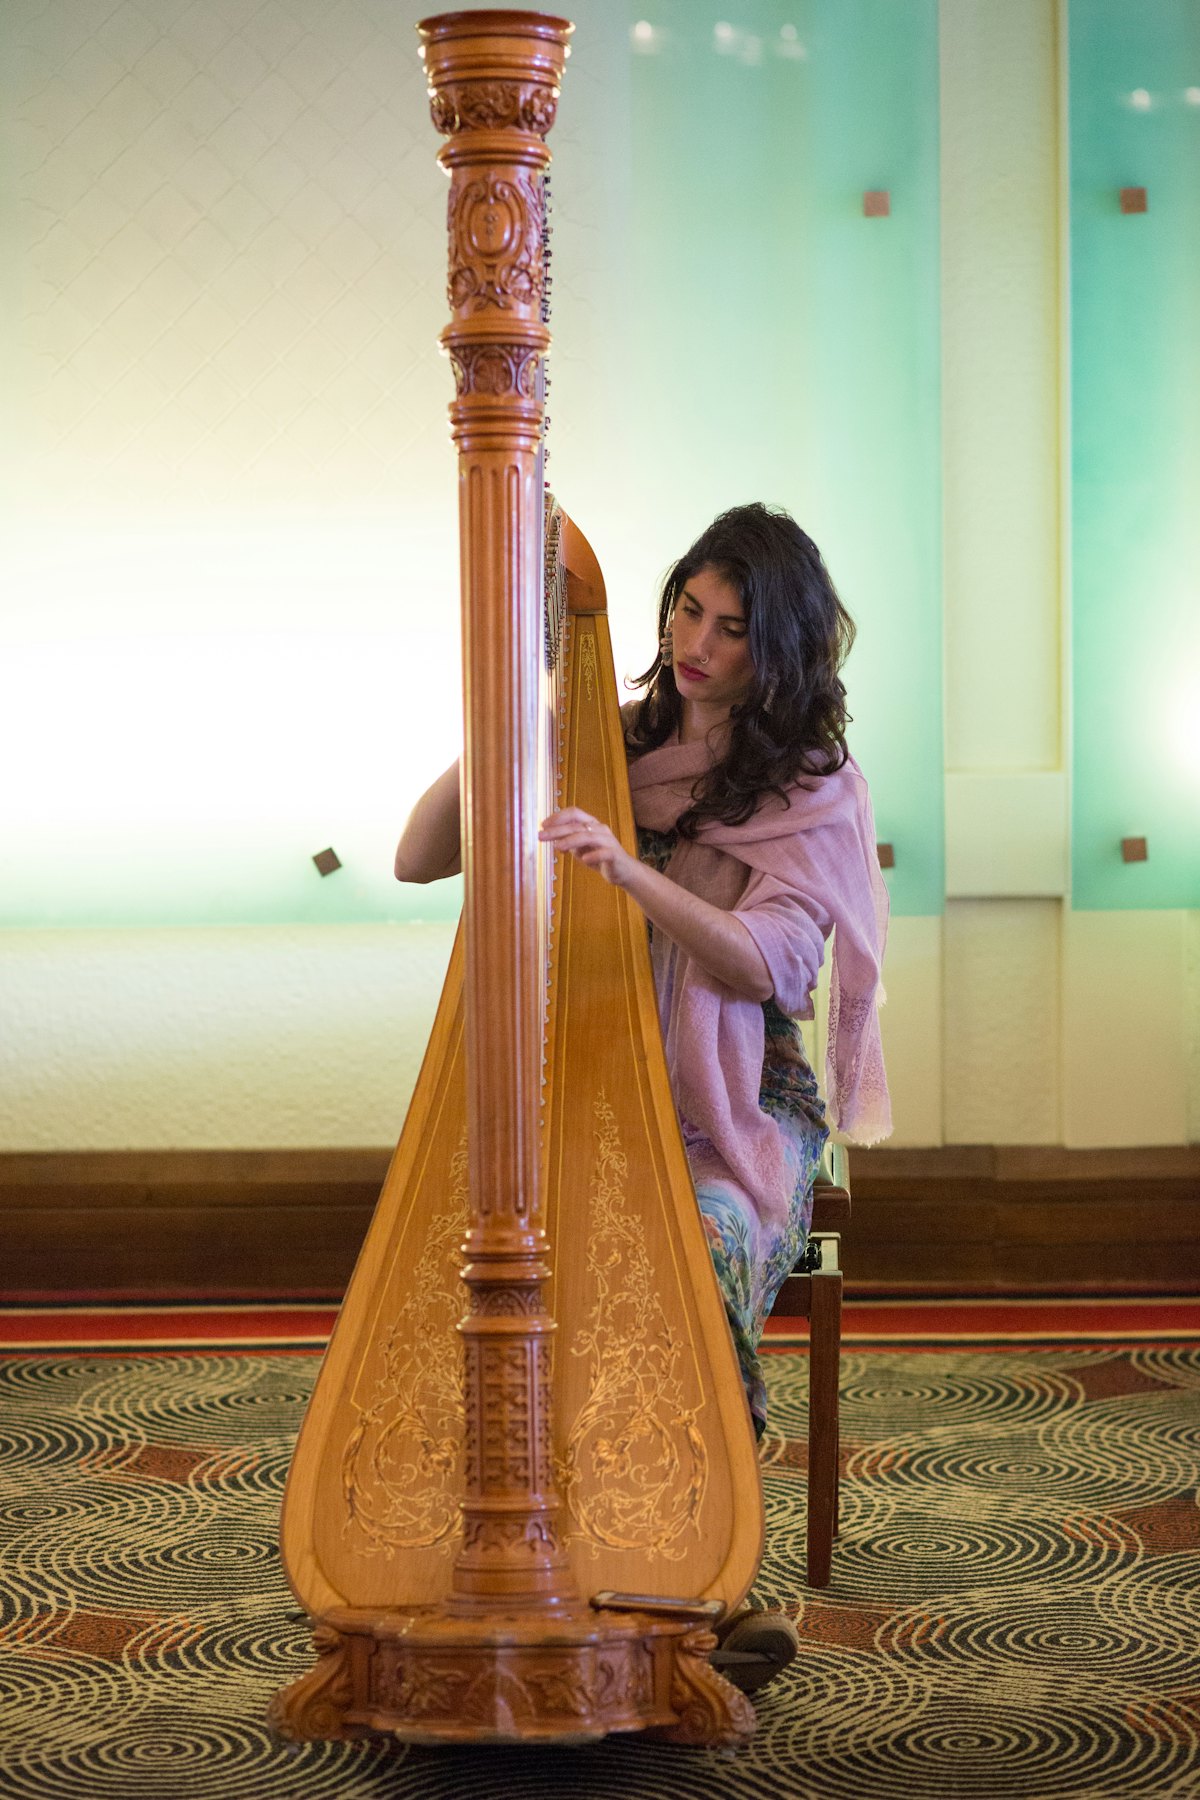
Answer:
[
  {"left": 539, "top": 807, "right": 598, "bottom": 834},
  {"left": 538, "top": 808, "right": 608, "bottom": 848},
  {"left": 538, "top": 810, "right": 628, "bottom": 884},
  {"left": 542, "top": 828, "right": 612, "bottom": 857}
]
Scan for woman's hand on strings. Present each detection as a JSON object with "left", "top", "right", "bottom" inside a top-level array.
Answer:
[
  {"left": 538, "top": 808, "right": 636, "bottom": 888},
  {"left": 541, "top": 805, "right": 773, "bottom": 999}
]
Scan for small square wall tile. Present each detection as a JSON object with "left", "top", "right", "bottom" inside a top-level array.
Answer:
[
  {"left": 1119, "top": 186, "right": 1148, "bottom": 213},
  {"left": 863, "top": 189, "right": 890, "bottom": 217}
]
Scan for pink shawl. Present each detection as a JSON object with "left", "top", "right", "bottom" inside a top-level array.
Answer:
[{"left": 627, "top": 736, "right": 891, "bottom": 1230}]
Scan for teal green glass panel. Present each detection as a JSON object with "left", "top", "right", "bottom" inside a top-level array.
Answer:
[
  {"left": 623, "top": 0, "right": 942, "bottom": 916},
  {"left": 1070, "top": 0, "right": 1200, "bottom": 909}
]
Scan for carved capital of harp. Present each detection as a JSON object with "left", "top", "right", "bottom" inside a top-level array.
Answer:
[
  {"left": 445, "top": 170, "right": 546, "bottom": 315},
  {"left": 423, "top": 9, "right": 565, "bottom": 319},
  {"left": 424, "top": 15, "right": 560, "bottom": 447},
  {"left": 441, "top": 318, "right": 546, "bottom": 448},
  {"left": 447, "top": 339, "right": 542, "bottom": 400},
  {"left": 422, "top": 12, "right": 567, "bottom": 139},
  {"left": 430, "top": 82, "right": 560, "bottom": 139}
]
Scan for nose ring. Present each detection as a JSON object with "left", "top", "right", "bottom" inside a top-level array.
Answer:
[{"left": 697, "top": 653, "right": 709, "bottom": 665}]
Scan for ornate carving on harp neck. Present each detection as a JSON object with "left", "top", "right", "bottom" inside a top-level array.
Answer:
[
  {"left": 339, "top": 1135, "right": 469, "bottom": 1553},
  {"left": 448, "top": 173, "right": 544, "bottom": 313},
  {"left": 578, "top": 624, "right": 597, "bottom": 700},
  {"left": 557, "top": 1093, "right": 708, "bottom": 1558},
  {"left": 430, "top": 83, "right": 559, "bottom": 138}
]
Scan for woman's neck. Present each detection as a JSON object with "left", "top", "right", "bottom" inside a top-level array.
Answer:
[{"left": 678, "top": 697, "right": 734, "bottom": 749}]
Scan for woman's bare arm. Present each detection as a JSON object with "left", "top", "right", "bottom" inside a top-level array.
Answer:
[
  {"left": 394, "top": 759, "right": 462, "bottom": 883},
  {"left": 538, "top": 806, "right": 772, "bottom": 1002},
  {"left": 623, "top": 855, "right": 773, "bottom": 1000}
]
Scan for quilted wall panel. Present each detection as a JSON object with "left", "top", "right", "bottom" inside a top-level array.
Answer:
[{"left": 8, "top": 0, "right": 449, "bottom": 503}]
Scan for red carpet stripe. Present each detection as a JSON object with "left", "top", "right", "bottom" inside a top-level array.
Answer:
[
  {"left": 765, "top": 1295, "right": 1200, "bottom": 1350},
  {"left": 0, "top": 1296, "right": 1196, "bottom": 1352},
  {"left": 0, "top": 1305, "right": 338, "bottom": 1351}
]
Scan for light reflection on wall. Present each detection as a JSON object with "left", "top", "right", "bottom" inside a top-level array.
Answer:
[
  {"left": 1069, "top": 0, "right": 1200, "bottom": 909},
  {"left": 0, "top": 518, "right": 463, "bottom": 925},
  {"left": 3, "top": 0, "right": 943, "bottom": 927}
]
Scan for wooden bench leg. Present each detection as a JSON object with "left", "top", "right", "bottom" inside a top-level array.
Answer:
[{"left": 807, "top": 1245, "right": 842, "bottom": 1588}]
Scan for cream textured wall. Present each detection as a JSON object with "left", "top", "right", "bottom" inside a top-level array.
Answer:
[
  {"left": 0, "top": 925, "right": 454, "bottom": 1149},
  {"left": 1, "top": 0, "right": 1195, "bottom": 1153},
  {"left": 928, "top": 0, "right": 1065, "bottom": 1150},
  {"left": 941, "top": 0, "right": 1062, "bottom": 776},
  {"left": 943, "top": 901, "right": 1060, "bottom": 1145},
  {"left": 6, "top": 0, "right": 447, "bottom": 509}
]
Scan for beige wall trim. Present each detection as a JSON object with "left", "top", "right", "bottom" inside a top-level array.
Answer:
[
  {"left": 945, "top": 773, "right": 1068, "bottom": 897},
  {"left": 940, "top": 0, "right": 1063, "bottom": 774}
]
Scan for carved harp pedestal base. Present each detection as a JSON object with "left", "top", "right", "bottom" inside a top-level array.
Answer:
[{"left": 269, "top": 1605, "right": 755, "bottom": 1749}]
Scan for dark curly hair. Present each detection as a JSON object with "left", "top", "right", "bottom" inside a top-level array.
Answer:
[{"left": 625, "top": 503, "right": 856, "bottom": 835}]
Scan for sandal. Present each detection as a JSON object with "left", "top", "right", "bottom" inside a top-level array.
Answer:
[{"left": 709, "top": 1607, "right": 800, "bottom": 1694}]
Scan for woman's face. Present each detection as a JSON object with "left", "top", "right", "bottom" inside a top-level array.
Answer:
[{"left": 669, "top": 564, "right": 756, "bottom": 713}]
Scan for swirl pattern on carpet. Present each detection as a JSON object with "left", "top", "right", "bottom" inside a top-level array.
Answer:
[{"left": 1, "top": 1347, "right": 1198, "bottom": 1799}]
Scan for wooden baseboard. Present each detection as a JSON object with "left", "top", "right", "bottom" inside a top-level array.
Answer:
[
  {"left": 845, "top": 1144, "right": 1200, "bottom": 1292},
  {"left": 1, "top": 1145, "right": 1197, "bottom": 1297},
  {"left": 0, "top": 1150, "right": 385, "bottom": 1296}
]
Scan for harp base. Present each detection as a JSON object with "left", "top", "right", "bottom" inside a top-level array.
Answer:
[{"left": 269, "top": 1604, "right": 756, "bottom": 1748}]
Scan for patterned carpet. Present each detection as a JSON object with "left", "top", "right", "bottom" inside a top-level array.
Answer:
[{"left": 2, "top": 1346, "right": 1199, "bottom": 1799}]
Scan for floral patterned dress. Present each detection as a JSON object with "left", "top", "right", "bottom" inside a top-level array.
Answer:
[{"left": 637, "top": 826, "right": 829, "bottom": 1435}]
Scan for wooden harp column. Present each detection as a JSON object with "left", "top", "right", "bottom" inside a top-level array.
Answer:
[
  {"left": 269, "top": 8, "right": 758, "bottom": 1749},
  {"left": 431, "top": 10, "right": 568, "bottom": 1619}
]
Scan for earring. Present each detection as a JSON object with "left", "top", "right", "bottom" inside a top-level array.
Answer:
[
  {"left": 659, "top": 624, "right": 673, "bottom": 662},
  {"left": 761, "top": 676, "right": 778, "bottom": 713}
]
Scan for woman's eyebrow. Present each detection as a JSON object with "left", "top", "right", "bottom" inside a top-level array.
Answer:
[{"left": 680, "top": 585, "right": 746, "bottom": 623}]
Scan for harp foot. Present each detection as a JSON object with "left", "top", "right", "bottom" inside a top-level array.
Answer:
[
  {"left": 645, "top": 1624, "right": 758, "bottom": 1747},
  {"left": 267, "top": 1606, "right": 756, "bottom": 1748},
  {"left": 268, "top": 1623, "right": 356, "bottom": 1742}
]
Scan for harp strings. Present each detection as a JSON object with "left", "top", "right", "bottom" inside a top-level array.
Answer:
[{"left": 537, "top": 171, "right": 567, "bottom": 1133}]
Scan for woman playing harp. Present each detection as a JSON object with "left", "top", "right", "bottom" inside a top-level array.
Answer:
[{"left": 396, "top": 500, "right": 891, "bottom": 1438}]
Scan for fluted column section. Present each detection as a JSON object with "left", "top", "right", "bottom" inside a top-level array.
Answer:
[{"left": 419, "top": 9, "right": 574, "bottom": 1613}]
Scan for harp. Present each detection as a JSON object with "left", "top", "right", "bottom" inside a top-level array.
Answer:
[{"left": 271, "top": 10, "right": 762, "bottom": 1747}]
